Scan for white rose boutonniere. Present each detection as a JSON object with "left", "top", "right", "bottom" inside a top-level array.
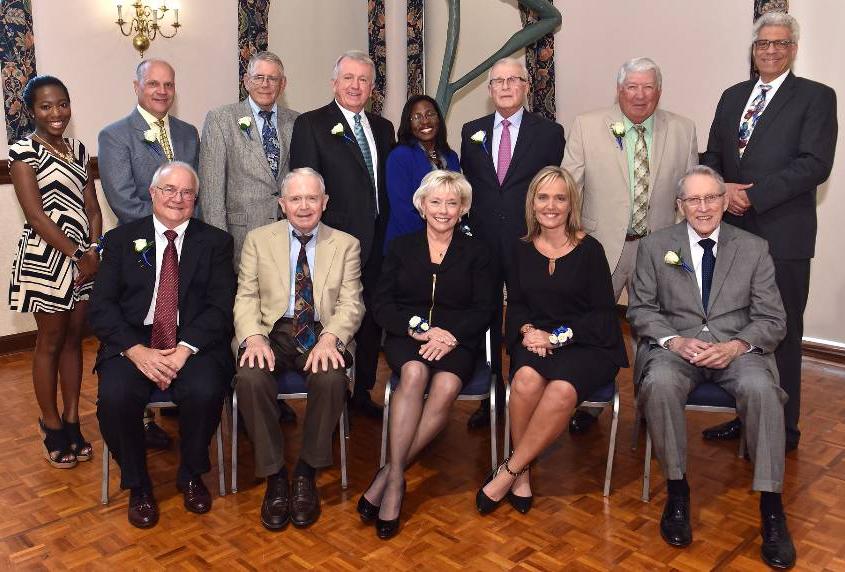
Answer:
[
  {"left": 609, "top": 122, "right": 625, "bottom": 150},
  {"left": 664, "top": 249, "right": 693, "bottom": 272},
  {"left": 237, "top": 116, "right": 252, "bottom": 139},
  {"left": 469, "top": 129, "right": 489, "bottom": 154},
  {"left": 133, "top": 238, "right": 154, "bottom": 268},
  {"left": 143, "top": 128, "right": 157, "bottom": 144},
  {"left": 331, "top": 122, "right": 355, "bottom": 144}
]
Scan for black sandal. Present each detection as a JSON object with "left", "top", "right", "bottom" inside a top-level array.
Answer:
[
  {"left": 38, "top": 419, "right": 77, "bottom": 469},
  {"left": 62, "top": 417, "right": 93, "bottom": 462}
]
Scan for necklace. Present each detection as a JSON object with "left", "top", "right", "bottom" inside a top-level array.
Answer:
[
  {"left": 33, "top": 134, "right": 75, "bottom": 164},
  {"left": 538, "top": 236, "right": 572, "bottom": 275}
]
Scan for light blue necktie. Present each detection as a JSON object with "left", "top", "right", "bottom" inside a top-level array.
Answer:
[{"left": 353, "top": 113, "right": 377, "bottom": 215}]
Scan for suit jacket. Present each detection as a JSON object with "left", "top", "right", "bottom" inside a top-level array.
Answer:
[
  {"left": 373, "top": 229, "right": 495, "bottom": 349},
  {"left": 98, "top": 109, "right": 200, "bottom": 225},
  {"left": 701, "top": 73, "right": 837, "bottom": 260},
  {"left": 562, "top": 106, "right": 698, "bottom": 272},
  {"left": 289, "top": 101, "right": 396, "bottom": 266},
  {"left": 460, "top": 110, "right": 565, "bottom": 262},
  {"left": 198, "top": 100, "right": 298, "bottom": 266},
  {"left": 88, "top": 216, "right": 236, "bottom": 373},
  {"left": 233, "top": 221, "right": 364, "bottom": 348},
  {"left": 626, "top": 222, "right": 786, "bottom": 385}
]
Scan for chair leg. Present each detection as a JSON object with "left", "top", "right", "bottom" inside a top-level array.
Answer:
[
  {"left": 379, "top": 382, "right": 392, "bottom": 468},
  {"left": 489, "top": 374, "right": 498, "bottom": 471},
  {"left": 603, "top": 390, "right": 620, "bottom": 497},
  {"left": 630, "top": 398, "right": 642, "bottom": 451},
  {"left": 216, "top": 420, "right": 225, "bottom": 497},
  {"left": 503, "top": 384, "right": 511, "bottom": 463},
  {"left": 642, "top": 431, "right": 652, "bottom": 502},
  {"left": 339, "top": 405, "right": 349, "bottom": 490},
  {"left": 231, "top": 391, "right": 239, "bottom": 493},
  {"left": 738, "top": 427, "right": 746, "bottom": 459},
  {"left": 101, "top": 441, "right": 110, "bottom": 505}
]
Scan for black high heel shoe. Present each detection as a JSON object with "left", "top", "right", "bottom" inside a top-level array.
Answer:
[
  {"left": 507, "top": 466, "right": 532, "bottom": 514},
  {"left": 375, "top": 480, "right": 406, "bottom": 540},
  {"left": 357, "top": 465, "right": 388, "bottom": 524},
  {"left": 476, "top": 457, "right": 526, "bottom": 515},
  {"left": 62, "top": 416, "right": 93, "bottom": 462}
]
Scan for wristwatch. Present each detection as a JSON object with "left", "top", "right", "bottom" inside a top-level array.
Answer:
[{"left": 663, "top": 337, "right": 677, "bottom": 351}]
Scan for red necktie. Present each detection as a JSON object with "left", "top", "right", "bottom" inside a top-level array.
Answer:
[
  {"left": 150, "top": 230, "right": 179, "bottom": 349},
  {"left": 497, "top": 118, "right": 512, "bottom": 185}
]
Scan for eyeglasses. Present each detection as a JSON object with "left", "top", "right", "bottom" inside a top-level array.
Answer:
[
  {"left": 489, "top": 76, "right": 528, "bottom": 89},
  {"left": 680, "top": 194, "right": 725, "bottom": 207},
  {"left": 250, "top": 74, "right": 283, "bottom": 86},
  {"left": 753, "top": 39, "right": 795, "bottom": 51},
  {"left": 410, "top": 110, "right": 439, "bottom": 123},
  {"left": 155, "top": 186, "right": 198, "bottom": 201}
]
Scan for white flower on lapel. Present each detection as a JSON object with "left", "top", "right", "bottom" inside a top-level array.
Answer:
[
  {"left": 142, "top": 129, "right": 157, "bottom": 144},
  {"left": 470, "top": 130, "right": 486, "bottom": 144},
  {"left": 133, "top": 238, "right": 151, "bottom": 252},
  {"left": 238, "top": 116, "right": 252, "bottom": 131},
  {"left": 664, "top": 249, "right": 694, "bottom": 273},
  {"left": 331, "top": 122, "right": 345, "bottom": 136},
  {"left": 609, "top": 122, "right": 625, "bottom": 150}
]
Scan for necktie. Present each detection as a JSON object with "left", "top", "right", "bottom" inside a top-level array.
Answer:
[
  {"left": 353, "top": 113, "right": 377, "bottom": 214},
  {"left": 497, "top": 118, "right": 512, "bottom": 185},
  {"left": 699, "top": 238, "right": 716, "bottom": 312},
  {"left": 155, "top": 118, "right": 174, "bottom": 161},
  {"left": 259, "top": 109, "right": 280, "bottom": 179},
  {"left": 150, "top": 230, "right": 179, "bottom": 349},
  {"left": 738, "top": 84, "right": 771, "bottom": 157},
  {"left": 293, "top": 233, "right": 316, "bottom": 352},
  {"left": 631, "top": 124, "right": 650, "bottom": 236}
]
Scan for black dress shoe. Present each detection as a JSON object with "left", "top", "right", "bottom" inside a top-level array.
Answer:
[
  {"left": 144, "top": 421, "right": 171, "bottom": 450},
  {"left": 128, "top": 489, "right": 159, "bottom": 529},
  {"left": 260, "top": 473, "right": 290, "bottom": 530},
  {"left": 177, "top": 478, "right": 212, "bottom": 514},
  {"left": 760, "top": 513, "right": 796, "bottom": 569},
  {"left": 702, "top": 417, "right": 742, "bottom": 441},
  {"left": 660, "top": 495, "right": 692, "bottom": 547},
  {"left": 568, "top": 410, "right": 598, "bottom": 435},
  {"left": 467, "top": 402, "right": 491, "bottom": 430},
  {"left": 476, "top": 460, "right": 518, "bottom": 515},
  {"left": 350, "top": 394, "right": 382, "bottom": 419},
  {"left": 278, "top": 401, "right": 297, "bottom": 424},
  {"left": 290, "top": 475, "right": 320, "bottom": 527},
  {"left": 375, "top": 480, "right": 405, "bottom": 540}
]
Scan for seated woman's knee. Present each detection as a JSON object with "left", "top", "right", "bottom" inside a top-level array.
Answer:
[
  {"left": 546, "top": 381, "right": 577, "bottom": 410},
  {"left": 398, "top": 362, "right": 430, "bottom": 394},
  {"left": 511, "top": 367, "right": 544, "bottom": 398}
]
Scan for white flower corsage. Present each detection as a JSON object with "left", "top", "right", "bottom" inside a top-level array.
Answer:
[
  {"left": 331, "top": 122, "right": 345, "bottom": 136},
  {"left": 470, "top": 129, "right": 489, "bottom": 154},
  {"left": 133, "top": 238, "right": 154, "bottom": 268},
  {"left": 238, "top": 116, "right": 251, "bottom": 131},
  {"left": 609, "top": 122, "right": 625, "bottom": 150},
  {"left": 142, "top": 129, "right": 157, "bottom": 144},
  {"left": 548, "top": 326, "right": 574, "bottom": 348},
  {"left": 664, "top": 249, "right": 693, "bottom": 273},
  {"left": 408, "top": 315, "right": 431, "bottom": 335}
]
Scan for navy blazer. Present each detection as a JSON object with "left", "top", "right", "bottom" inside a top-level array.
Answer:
[{"left": 384, "top": 143, "right": 460, "bottom": 252}]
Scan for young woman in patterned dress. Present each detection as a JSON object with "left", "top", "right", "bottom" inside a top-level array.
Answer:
[{"left": 8, "top": 76, "right": 102, "bottom": 468}]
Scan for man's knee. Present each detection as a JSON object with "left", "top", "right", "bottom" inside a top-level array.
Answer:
[
  {"left": 735, "top": 371, "right": 785, "bottom": 407},
  {"left": 234, "top": 365, "right": 276, "bottom": 397},
  {"left": 307, "top": 368, "right": 348, "bottom": 398},
  {"left": 639, "top": 364, "right": 687, "bottom": 407}
]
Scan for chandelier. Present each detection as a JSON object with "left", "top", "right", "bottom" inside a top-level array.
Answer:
[{"left": 114, "top": 1, "right": 181, "bottom": 57}]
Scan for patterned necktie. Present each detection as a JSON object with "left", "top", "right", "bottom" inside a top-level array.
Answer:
[
  {"left": 258, "top": 109, "right": 280, "bottom": 179},
  {"left": 155, "top": 118, "right": 174, "bottom": 161},
  {"left": 293, "top": 233, "right": 316, "bottom": 352},
  {"left": 631, "top": 124, "right": 650, "bottom": 236},
  {"left": 353, "top": 113, "right": 377, "bottom": 214},
  {"left": 738, "top": 84, "right": 771, "bottom": 157},
  {"left": 150, "top": 230, "right": 179, "bottom": 349},
  {"left": 699, "top": 238, "right": 716, "bottom": 312},
  {"left": 497, "top": 118, "right": 512, "bottom": 185}
]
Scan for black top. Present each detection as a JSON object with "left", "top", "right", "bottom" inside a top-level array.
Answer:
[
  {"left": 504, "top": 235, "right": 628, "bottom": 368},
  {"left": 373, "top": 229, "right": 495, "bottom": 350}
]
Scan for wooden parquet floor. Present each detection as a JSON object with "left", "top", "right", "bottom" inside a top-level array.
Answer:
[{"left": 1, "top": 336, "right": 844, "bottom": 571}]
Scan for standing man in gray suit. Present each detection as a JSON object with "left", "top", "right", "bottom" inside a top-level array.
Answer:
[
  {"left": 99, "top": 59, "right": 200, "bottom": 225},
  {"left": 562, "top": 57, "right": 698, "bottom": 435},
  {"left": 627, "top": 165, "right": 794, "bottom": 569},
  {"left": 98, "top": 58, "right": 200, "bottom": 450},
  {"left": 198, "top": 51, "right": 299, "bottom": 267}
]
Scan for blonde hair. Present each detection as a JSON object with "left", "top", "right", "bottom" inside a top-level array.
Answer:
[
  {"left": 412, "top": 170, "right": 472, "bottom": 217},
  {"left": 523, "top": 166, "right": 583, "bottom": 243}
]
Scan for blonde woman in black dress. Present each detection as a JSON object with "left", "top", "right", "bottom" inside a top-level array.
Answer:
[
  {"left": 8, "top": 76, "right": 102, "bottom": 468},
  {"left": 476, "top": 166, "right": 627, "bottom": 514}
]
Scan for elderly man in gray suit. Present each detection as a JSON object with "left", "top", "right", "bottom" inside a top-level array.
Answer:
[
  {"left": 198, "top": 51, "right": 299, "bottom": 267},
  {"left": 627, "top": 165, "right": 794, "bottom": 569},
  {"left": 99, "top": 59, "right": 200, "bottom": 225}
]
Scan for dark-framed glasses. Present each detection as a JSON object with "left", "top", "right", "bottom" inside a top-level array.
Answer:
[
  {"left": 753, "top": 39, "right": 795, "bottom": 50},
  {"left": 489, "top": 76, "right": 528, "bottom": 88}
]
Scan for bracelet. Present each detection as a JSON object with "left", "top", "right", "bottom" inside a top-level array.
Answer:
[
  {"left": 663, "top": 337, "right": 677, "bottom": 351},
  {"left": 519, "top": 324, "right": 535, "bottom": 336},
  {"left": 548, "top": 326, "right": 573, "bottom": 348},
  {"left": 70, "top": 246, "right": 86, "bottom": 262}
]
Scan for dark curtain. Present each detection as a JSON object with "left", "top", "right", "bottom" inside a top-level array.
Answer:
[
  {"left": 1, "top": 0, "right": 36, "bottom": 145},
  {"left": 238, "top": 0, "right": 271, "bottom": 101},
  {"left": 406, "top": 0, "right": 424, "bottom": 99},
  {"left": 519, "top": 0, "right": 556, "bottom": 121},
  {"left": 368, "top": 0, "right": 386, "bottom": 115}
]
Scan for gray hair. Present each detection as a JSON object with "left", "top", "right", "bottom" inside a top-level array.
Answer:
[
  {"left": 151, "top": 161, "right": 199, "bottom": 191},
  {"left": 487, "top": 56, "right": 528, "bottom": 82},
  {"left": 332, "top": 50, "right": 375, "bottom": 80},
  {"left": 280, "top": 167, "right": 326, "bottom": 197},
  {"left": 247, "top": 51, "right": 285, "bottom": 77},
  {"left": 136, "top": 59, "right": 175, "bottom": 83},
  {"left": 753, "top": 11, "right": 800, "bottom": 42},
  {"left": 617, "top": 57, "right": 662, "bottom": 90},
  {"left": 412, "top": 170, "right": 473, "bottom": 217},
  {"left": 676, "top": 165, "right": 726, "bottom": 199}
]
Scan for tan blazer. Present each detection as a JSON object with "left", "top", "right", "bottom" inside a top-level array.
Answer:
[
  {"left": 562, "top": 105, "right": 698, "bottom": 273},
  {"left": 234, "top": 220, "right": 364, "bottom": 347}
]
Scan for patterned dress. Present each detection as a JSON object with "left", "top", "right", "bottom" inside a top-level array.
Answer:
[{"left": 8, "top": 138, "right": 93, "bottom": 312}]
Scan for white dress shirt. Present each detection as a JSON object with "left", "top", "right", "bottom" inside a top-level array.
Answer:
[
  {"left": 285, "top": 224, "right": 320, "bottom": 321},
  {"left": 336, "top": 101, "right": 380, "bottom": 209},
  {"left": 137, "top": 105, "right": 172, "bottom": 148},
  {"left": 492, "top": 107, "right": 524, "bottom": 173},
  {"left": 248, "top": 97, "right": 278, "bottom": 133}
]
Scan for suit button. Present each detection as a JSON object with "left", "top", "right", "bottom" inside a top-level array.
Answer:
[{"left": 702, "top": 319, "right": 707, "bottom": 325}]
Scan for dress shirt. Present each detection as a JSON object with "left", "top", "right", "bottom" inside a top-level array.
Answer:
[
  {"left": 737, "top": 70, "right": 789, "bottom": 131},
  {"left": 491, "top": 107, "right": 524, "bottom": 172},
  {"left": 622, "top": 114, "right": 655, "bottom": 233},
  {"left": 285, "top": 224, "right": 320, "bottom": 321},
  {"left": 336, "top": 100, "right": 379, "bottom": 193},
  {"left": 137, "top": 105, "right": 172, "bottom": 147},
  {"left": 248, "top": 96, "right": 278, "bottom": 133}
]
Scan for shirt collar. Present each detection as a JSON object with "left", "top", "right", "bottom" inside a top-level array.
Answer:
[
  {"left": 622, "top": 113, "right": 655, "bottom": 134},
  {"left": 248, "top": 96, "right": 277, "bottom": 118},
  {"left": 494, "top": 107, "right": 524, "bottom": 128},
  {"left": 687, "top": 222, "right": 721, "bottom": 246},
  {"left": 755, "top": 70, "right": 789, "bottom": 92},
  {"left": 153, "top": 215, "right": 190, "bottom": 238},
  {"left": 289, "top": 222, "right": 320, "bottom": 242},
  {"left": 137, "top": 105, "right": 168, "bottom": 128},
  {"left": 335, "top": 100, "right": 367, "bottom": 125}
]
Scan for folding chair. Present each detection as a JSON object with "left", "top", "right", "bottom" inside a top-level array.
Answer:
[
  {"left": 101, "top": 388, "right": 226, "bottom": 504},
  {"left": 379, "top": 329, "right": 498, "bottom": 471}
]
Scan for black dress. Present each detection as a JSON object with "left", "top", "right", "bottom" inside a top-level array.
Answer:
[
  {"left": 506, "top": 236, "right": 628, "bottom": 402},
  {"left": 373, "top": 230, "right": 495, "bottom": 384}
]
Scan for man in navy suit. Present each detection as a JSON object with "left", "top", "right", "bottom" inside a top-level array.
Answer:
[
  {"left": 460, "top": 57, "right": 566, "bottom": 428},
  {"left": 89, "top": 162, "right": 235, "bottom": 529},
  {"left": 700, "top": 11, "right": 837, "bottom": 451}
]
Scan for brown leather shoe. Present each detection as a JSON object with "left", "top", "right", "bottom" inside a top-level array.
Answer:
[
  {"left": 290, "top": 475, "right": 320, "bottom": 528},
  {"left": 128, "top": 489, "right": 159, "bottom": 529},
  {"left": 177, "top": 478, "right": 212, "bottom": 514},
  {"left": 261, "top": 473, "right": 290, "bottom": 531}
]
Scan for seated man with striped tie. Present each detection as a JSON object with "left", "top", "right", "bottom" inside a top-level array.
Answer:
[
  {"left": 627, "top": 165, "right": 795, "bottom": 569},
  {"left": 233, "top": 167, "right": 364, "bottom": 531},
  {"left": 89, "top": 162, "right": 236, "bottom": 529}
]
